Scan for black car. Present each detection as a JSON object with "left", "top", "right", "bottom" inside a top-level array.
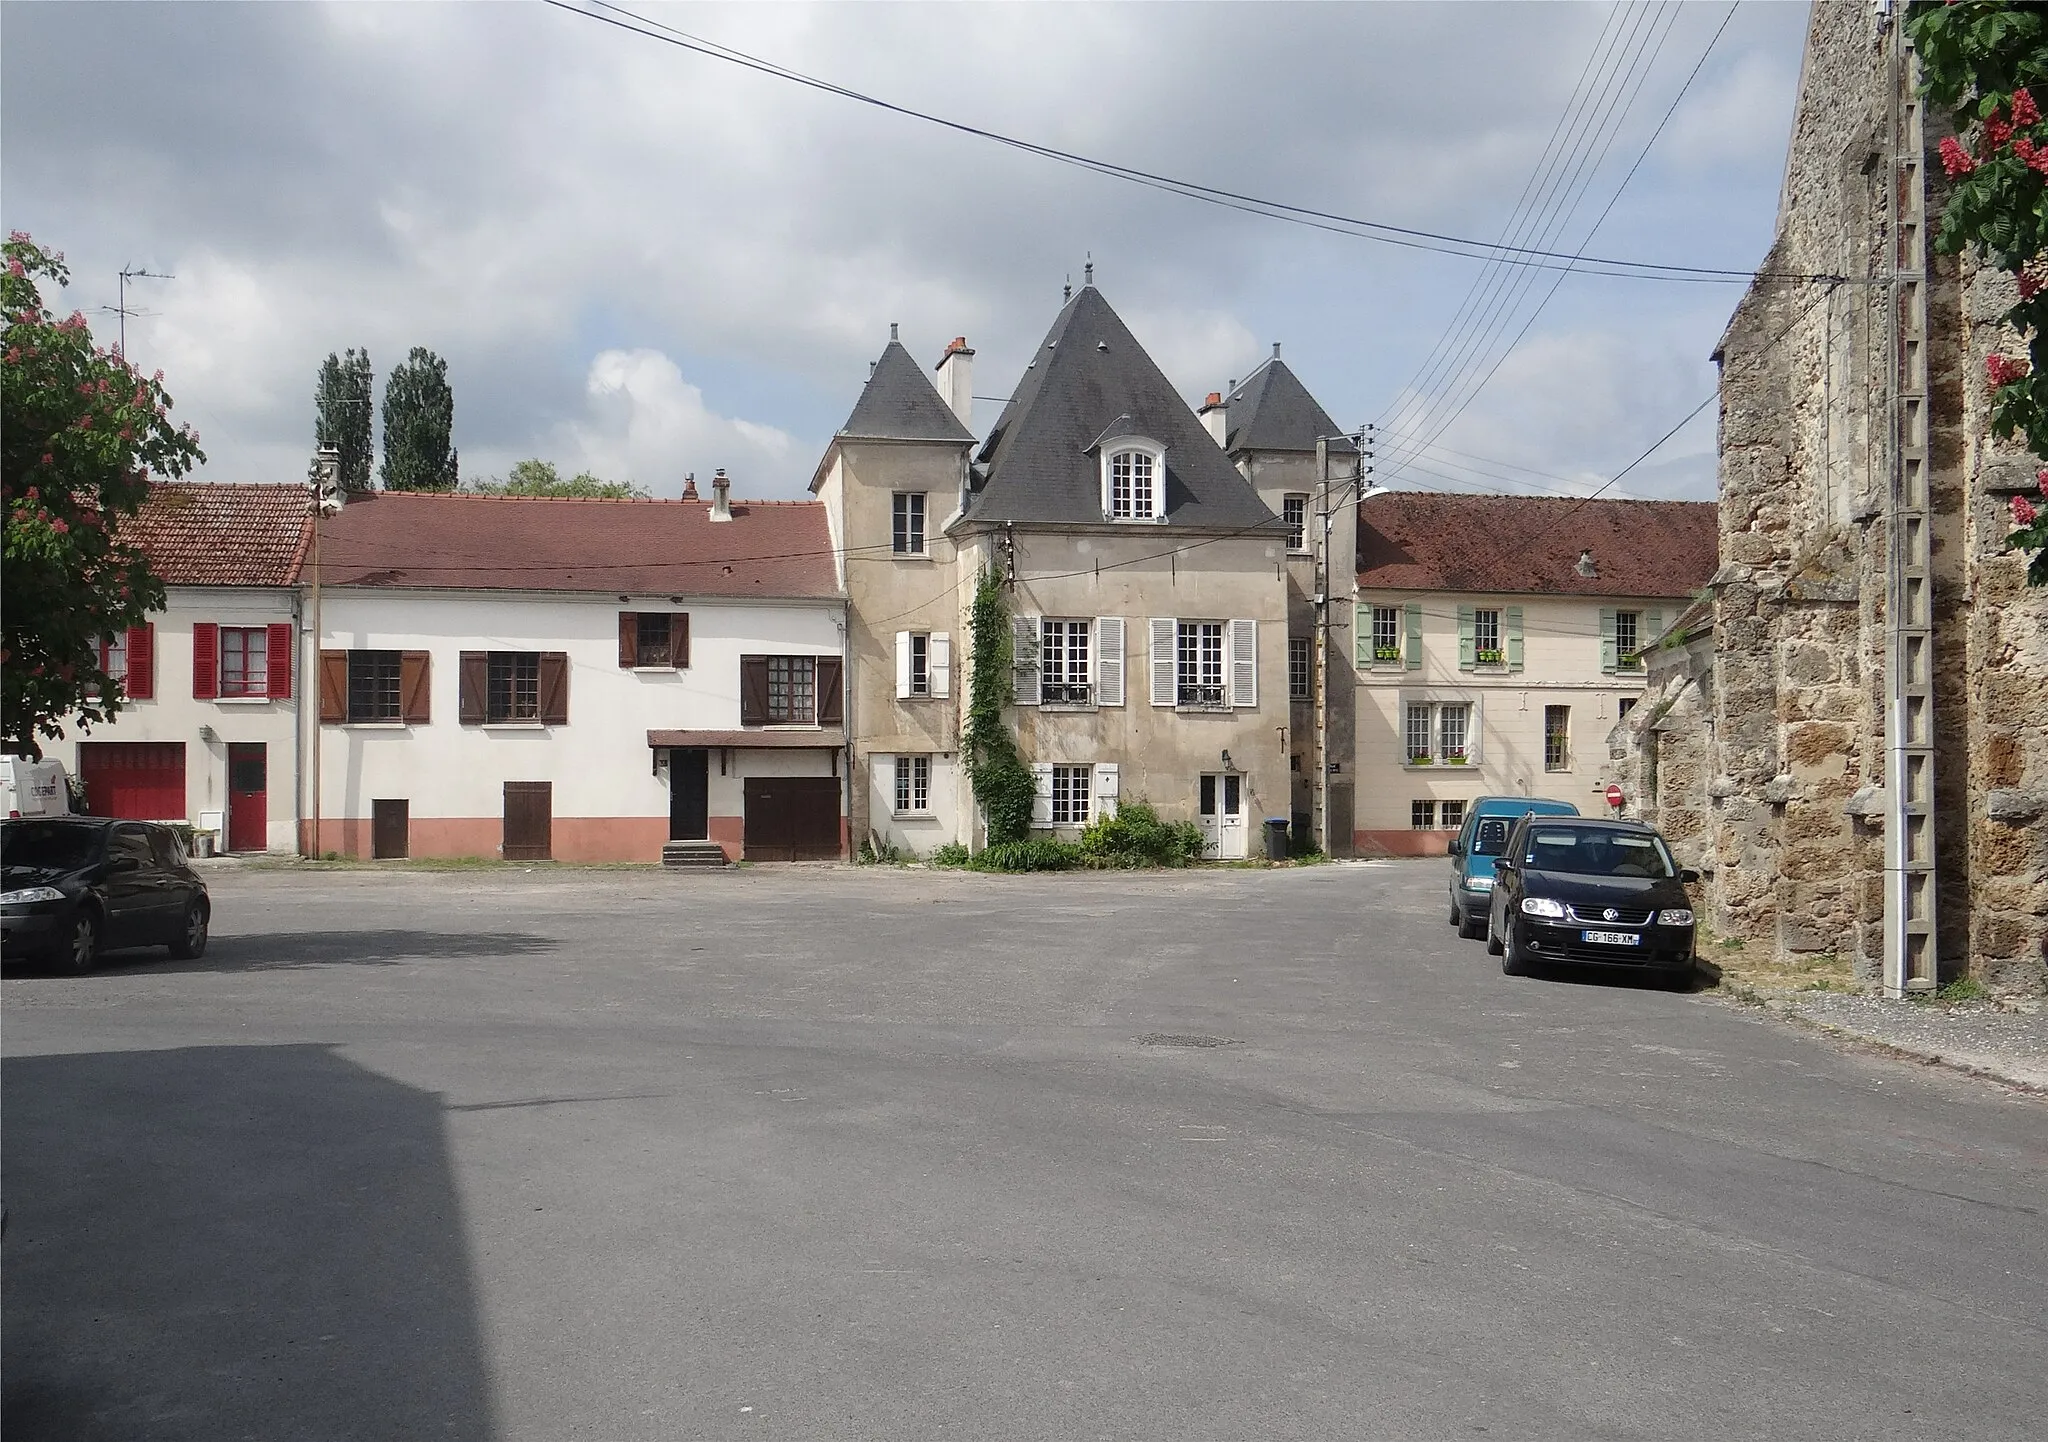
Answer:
[
  {"left": 1, "top": 817, "right": 210, "bottom": 971},
  {"left": 1485, "top": 815, "right": 1697, "bottom": 987}
]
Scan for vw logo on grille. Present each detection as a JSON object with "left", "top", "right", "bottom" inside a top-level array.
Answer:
[{"left": 1603, "top": 907, "right": 1620, "bottom": 922}]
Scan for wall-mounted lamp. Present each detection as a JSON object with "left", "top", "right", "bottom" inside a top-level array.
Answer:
[
  {"left": 198, "top": 725, "right": 218, "bottom": 743},
  {"left": 1220, "top": 749, "right": 1237, "bottom": 773}
]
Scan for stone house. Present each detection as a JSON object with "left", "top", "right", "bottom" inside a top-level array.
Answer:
[
  {"left": 1611, "top": 1, "right": 2048, "bottom": 995},
  {"left": 1352, "top": 492, "right": 1717, "bottom": 856}
]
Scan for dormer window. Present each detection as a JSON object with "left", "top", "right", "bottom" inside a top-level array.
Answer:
[{"left": 1095, "top": 425, "right": 1165, "bottom": 522}]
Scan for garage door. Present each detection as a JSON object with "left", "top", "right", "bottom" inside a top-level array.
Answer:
[
  {"left": 742, "top": 776, "right": 841, "bottom": 862},
  {"left": 78, "top": 742, "right": 186, "bottom": 821}
]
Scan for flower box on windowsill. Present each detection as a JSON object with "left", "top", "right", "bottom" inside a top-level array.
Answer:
[
  {"left": 1475, "top": 649, "right": 1503, "bottom": 665},
  {"left": 1373, "top": 647, "right": 1402, "bottom": 662},
  {"left": 1406, "top": 755, "right": 1433, "bottom": 767},
  {"left": 1442, "top": 754, "right": 1469, "bottom": 766}
]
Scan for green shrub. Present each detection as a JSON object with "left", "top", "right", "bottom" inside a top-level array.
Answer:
[
  {"left": 1078, "top": 801, "right": 1204, "bottom": 867},
  {"left": 970, "top": 838, "right": 1083, "bottom": 872},
  {"left": 927, "top": 841, "right": 971, "bottom": 868}
]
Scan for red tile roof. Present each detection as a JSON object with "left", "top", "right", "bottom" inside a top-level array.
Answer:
[
  {"left": 646, "top": 729, "right": 847, "bottom": 749},
  {"left": 1356, "top": 493, "right": 1718, "bottom": 599},
  {"left": 115, "top": 483, "right": 312, "bottom": 587},
  {"left": 314, "top": 492, "right": 841, "bottom": 598}
]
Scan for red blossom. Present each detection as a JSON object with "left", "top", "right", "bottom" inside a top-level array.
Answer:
[
  {"left": 39, "top": 452, "right": 52, "bottom": 465},
  {"left": 49, "top": 518, "right": 68, "bottom": 536},
  {"left": 1987, "top": 353, "right": 2030, "bottom": 387},
  {"left": 2039, "top": 468, "right": 2048, "bottom": 496},
  {"left": 2015, "top": 495, "right": 2040, "bottom": 528},
  {"left": 1939, "top": 135, "right": 1976, "bottom": 176},
  {"left": 1982, "top": 114, "right": 2014, "bottom": 152},
  {"left": 2021, "top": 272, "right": 2043, "bottom": 300},
  {"left": 2014, "top": 88, "right": 2040, "bottom": 128}
]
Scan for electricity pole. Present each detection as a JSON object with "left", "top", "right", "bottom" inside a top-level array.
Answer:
[
  {"left": 1313, "top": 424, "right": 1374, "bottom": 856},
  {"left": 305, "top": 446, "right": 342, "bottom": 857}
]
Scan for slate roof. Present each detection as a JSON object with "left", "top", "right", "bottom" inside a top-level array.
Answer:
[
  {"left": 966, "top": 287, "right": 1280, "bottom": 530},
  {"left": 316, "top": 492, "right": 840, "bottom": 598},
  {"left": 1356, "top": 493, "right": 1718, "bottom": 599},
  {"left": 116, "top": 482, "right": 311, "bottom": 587},
  {"left": 837, "top": 340, "right": 975, "bottom": 444},
  {"left": 1223, "top": 355, "right": 1356, "bottom": 456}
]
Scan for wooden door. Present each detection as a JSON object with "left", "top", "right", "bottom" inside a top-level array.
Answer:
[
  {"left": 670, "top": 749, "right": 709, "bottom": 841},
  {"left": 503, "top": 781, "right": 552, "bottom": 861},
  {"left": 78, "top": 742, "right": 185, "bottom": 821},
  {"left": 227, "top": 743, "right": 267, "bottom": 851},
  {"left": 742, "top": 776, "right": 841, "bottom": 861},
  {"left": 372, "top": 799, "right": 409, "bottom": 860}
]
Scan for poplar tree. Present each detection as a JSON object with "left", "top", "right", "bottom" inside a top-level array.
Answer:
[{"left": 380, "top": 347, "right": 458, "bottom": 492}]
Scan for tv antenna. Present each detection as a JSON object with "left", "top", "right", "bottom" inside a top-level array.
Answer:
[{"left": 105, "top": 266, "right": 174, "bottom": 358}]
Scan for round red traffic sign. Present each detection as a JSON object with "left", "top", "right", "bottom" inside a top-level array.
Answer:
[{"left": 1605, "top": 784, "right": 1625, "bottom": 810}]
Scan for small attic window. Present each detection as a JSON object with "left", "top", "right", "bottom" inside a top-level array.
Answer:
[{"left": 1101, "top": 437, "right": 1165, "bottom": 521}]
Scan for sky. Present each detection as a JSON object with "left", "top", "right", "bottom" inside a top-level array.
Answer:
[{"left": 0, "top": 1, "right": 1809, "bottom": 503}]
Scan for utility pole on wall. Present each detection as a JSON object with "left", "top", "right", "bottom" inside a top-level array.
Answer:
[
  {"left": 305, "top": 446, "right": 342, "bottom": 857},
  {"left": 1313, "top": 424, "right": 1374, "bottom": 858}
]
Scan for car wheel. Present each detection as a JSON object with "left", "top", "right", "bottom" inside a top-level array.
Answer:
[
  {"left": 61, "top": 910, "right": 99, "bottom": 974},
  {"left": 168, "top": 901, "right": 209, "bottom": 960},
  {"left": 1500, "top": 921, "right": 1532, "bottom": 977},
  {"left": 1658, "top": 962, "right": 1695, "bottom": 993},
  {"left": 1448, "top": 894, "right": 1462, "bottom": 926},
  {"left": 1485, "top": 912, "right": 1504, "bottom": 956},
  {"left": 1458, "top": 910, "right": 1484, "bottom": 941}
]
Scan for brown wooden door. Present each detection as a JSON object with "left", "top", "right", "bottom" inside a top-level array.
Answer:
[
  {"left": 227, "top": 743, "right": 267, "bottom": 851},
  {"left": 372, "top": 799, "right": 409, "bottom": 860},
  {"left": 742, "top": 776, "right": 841, "bottom": 861},
  {"left": 503, "top": 782, "right": 552, "bottom": 861}
]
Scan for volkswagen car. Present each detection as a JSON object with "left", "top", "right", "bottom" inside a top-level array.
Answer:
[{"left": 1485, "top": 815, "right": 1697, "bottom": 987}]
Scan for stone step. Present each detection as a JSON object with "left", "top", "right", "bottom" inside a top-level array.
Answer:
[{"left": 661, "top": 840, "right": 731, "bottom": 869}]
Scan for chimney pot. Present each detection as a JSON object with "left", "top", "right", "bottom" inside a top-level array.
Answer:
[
  {"left": 681, "top": 473, "right": 698, "bottom": 500},
  {"left": 1577, "top": 548, "right": 1597, "bottom": 578},
  {"left": 1203, "top": 392, "right": 1222, "bottom": 409},
  {"left": 710, "top": 468, "right": 732, "bottom": 522},
  {"left": 935, "top": 334, "right": 975, "bottom": 427},
  {"left": 1272, "top": 342, "right": 1282, "bottom": 358}
]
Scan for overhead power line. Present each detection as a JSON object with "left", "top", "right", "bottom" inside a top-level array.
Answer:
[{"left": 544, "top": 0, "right": 1832, "bottom": 286}]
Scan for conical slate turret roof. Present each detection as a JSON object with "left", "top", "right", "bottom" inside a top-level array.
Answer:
[
  {"left": 837, "top": 340, "right": 975, "bottom": 444},
  {"left": 1223, "top": 354, "right": 1354, "bottom": 456},
  {"left": 967, "top": 287, "right": 1278, "bottom": 529}
]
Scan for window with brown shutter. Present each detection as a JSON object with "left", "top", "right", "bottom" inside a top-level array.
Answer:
[
  {"left": 617, "top": 612, "right": 638, "bottom": 669},
  {"left": 816, "top": 655, "right": 843, "bottom": 726},
  {"left": 739, "top": 655, "right": 770, "bottom": 726},
  {"left": 400, "top": 652, "right": 432, "bottom": 724},
  {"left": 459, "top": 652, "right": 487, "bottom": 725},
  {"left": 538, "top": 652, "right": 569, "bottom": 725},
  {"left": 620, "top": 612, "right": 688, "bottom": 669},
  {"left": 319, "top": 651, "right": 348, "bottom": 723},
  {"left": 667, "top": 614, "right": 689, "bottom": 669}
]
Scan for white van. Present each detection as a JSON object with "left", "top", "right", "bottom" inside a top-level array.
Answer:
[{"left": 2, "top": 755, "right": 73, "bottom": 819}]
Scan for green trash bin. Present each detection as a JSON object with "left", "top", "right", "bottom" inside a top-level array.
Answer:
[{"left": 1264, "top": 818, "right": 1289, "bottom": 861}]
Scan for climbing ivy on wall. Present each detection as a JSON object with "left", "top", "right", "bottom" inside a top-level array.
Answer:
[
  {"left": 962, "top": 570, "right": 1037, "bottom": 846},
  {"left": 1909, "top": 0, "right": 2048, "bottom": 582}
]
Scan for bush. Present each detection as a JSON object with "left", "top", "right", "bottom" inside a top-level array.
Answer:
[
  {"left": 927, "top": 841, "right": 970, "bottom": 868},
  {"left": 1078, "top": 802, "right": 1205, "bottom": 867},
  {"left": 970, "top": 838, "right": 1083, "bottom": 872}
]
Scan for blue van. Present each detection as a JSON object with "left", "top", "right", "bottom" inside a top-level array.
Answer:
[{"left": 1448, "top": 795, "right": 1581, "bottom": 940}]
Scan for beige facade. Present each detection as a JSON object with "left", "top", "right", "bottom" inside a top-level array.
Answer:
[{"left": 1352, "top": 590, "right": 1675, "bottom": 854}]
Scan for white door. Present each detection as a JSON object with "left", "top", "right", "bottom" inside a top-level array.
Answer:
[{"left": 1198, "top": 773, "right": 1247, "bottom": 859}]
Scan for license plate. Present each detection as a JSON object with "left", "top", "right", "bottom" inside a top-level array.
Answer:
[{"left": 1581, "top": 930, "right": 1640, "bottom": 946}]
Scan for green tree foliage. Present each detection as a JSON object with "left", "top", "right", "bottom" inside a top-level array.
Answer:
[
  {"left": 961, "top": 570, "right": 1037, "bottom": 845},
  {"left": 1908, "top": 0, "right": 2048, "bottom": 582},
  {"left": 314, "top": 347, "right": 374, "bottom": 493},
  {"left": 380, "top": 346, "right": 457, "bottom": 492},
  {"left": 2, "top": 233, "right": 204, "bottom": 755},
  {"left": 467, "top": 459, "right": 649, "bottom": 499}
]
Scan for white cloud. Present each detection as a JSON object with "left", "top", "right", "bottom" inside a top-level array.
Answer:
[{"left": 558, "top": 349, "right": 801, "bottom": 498}]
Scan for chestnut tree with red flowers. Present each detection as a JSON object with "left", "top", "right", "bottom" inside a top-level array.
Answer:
[
  {"left": 1908, "top": 0, "right": 2048, "bottom": 582},
  {"left": 2, "top": 234, "right": 204, "bottom": 756}
]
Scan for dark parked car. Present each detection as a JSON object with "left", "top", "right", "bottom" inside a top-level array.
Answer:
[
  {"left": 1485, "top": 815, "right": 1697, "bottom": 988},
  {"left": 1, "top": 817, "right": 210, "bottom": 971}
]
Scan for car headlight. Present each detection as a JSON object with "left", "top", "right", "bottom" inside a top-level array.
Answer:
[
  {"left": 1464, "top": 876, "right": 1493, "bottom": 892},
  {"left": 1519, "top": 896, "right": 1566, "bottom": 919},
  {"left": 1657, "top": 908, "right": 1695, "bottom": 927},
  {"left": 2, "top": 886, "right": 65, "bottom": 906}
]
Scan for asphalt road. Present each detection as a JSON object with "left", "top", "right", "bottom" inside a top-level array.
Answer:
[{"left": 4, "top": 860, "right": 2043, "bottom": 1441}]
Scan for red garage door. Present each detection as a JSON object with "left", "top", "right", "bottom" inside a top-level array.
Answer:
[{"left": 78, "top": 742, "right": 186, "bottom": 821}]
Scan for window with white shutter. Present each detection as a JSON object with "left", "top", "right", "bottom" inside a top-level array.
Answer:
[
  {"left": 1012, "top": 615, "right": 1040, "bottom": 706},
  {"left": 1228, "top": 618, "right": 1258, "bottom": 708},
  {"left": 928, "top": 632, "right": 951, "bottom": 699},
  {"left": 895, "top": 631, "right": 913, "bottom": 700},
  {"left": 1092, "top": 762, "right": 1120, "bottom": 819},
  {"left": 1029, "top": 762, "right": 1054, "bottom": 825},
  {"left": 1148, "top": 619, "right": 1176, "bottom": 707},
  {"left": 1094, "top": 617, "right": 1125, "bottom": 707}
]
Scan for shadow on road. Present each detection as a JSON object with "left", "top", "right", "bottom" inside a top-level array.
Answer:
[
  {"left": 1, "top": 1044, "right": 495, "bottom": 1442},
  {"left": 57, "top": 928, "right": 561, "bottom": 975}
]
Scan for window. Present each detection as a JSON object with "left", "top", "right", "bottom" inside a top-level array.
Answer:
[
  {"left": 1283, "top": 494, "right": 1309, "bottom": 553},
  {"left": 487, "top": 652, "right": 541, "bottom": 723},
  {"left": 893, "top": 754, "right": 930, "bottom": 814},
  {"left": 1474, "top": 608, "right": 1502, "bottom": 665},
  {"left": 905, "top": 633, "right": 930, "bottom": 696},
  {"left": 1372, "top": 606, "right": 1402, "bottom": 664},
  {"left": 635, "top": 613, "right": 673, "bottom": 668},
  {"left": 216, "top": 627, "right": 269, "bottom": 698},
  {"left": 1108, "top": 449, "right": 1157, "bottom": 520},
  {"left": 1438, "top": 702, "right": 1470, "bottom": 762},
  {"left": 1618, "top": 696, "right": 1639, "bottom": 721},
  {"left": 1544, "top": 705, "right": 1571, "bottom": 771},
  {"left": 767, "top": 655, "right": 816, "bottom": 724},
  {"left": 1176, "top": 621, "right": 1225, "bottom": 707},
  {"left": 1405, "top": 703, "right": 1433, "bottom": 763},
  {"left": 619, "top": 611, "right": 688, "bottom": 669},
  {"left": 1411, "top": 800, "right": 1437, "bottom": 830},
  {"left": 1615, "top": 609, "right": 1640, "bottom": 664},
  {"left": 103, "top": 630, "right": 128, "bottom": 685},
  {"left": 348, "top": 651, "right": 402, "bottom": 722},
  {"left": 1440, "top": 799, "right": 1467, "bottom": 831},
  {"left": 1289, "top": 636, "right": 1311, "bottom": 700},
  {"left": 893, "top": 492, "right": 926, "bottom": 554},
  {"left": 1041, "top": 620, "right": 1091, "bottom": 705},
  {"left": 1050, "top": 764, "right": 1091, "bottom": 824}
]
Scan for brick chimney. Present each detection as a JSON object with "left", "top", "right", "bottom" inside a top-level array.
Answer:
[
  {"left": 1198, "top": 390, "right": 1228, "bottom": 448},
  {"left": 710, "top": 468, "right": 732, "bottom": 522},
  {"left": 681, "top": 472, "right": 699, "bottom": 500},
  {"left": 935, "top": 336, "right": 974, "bottom": 428}
]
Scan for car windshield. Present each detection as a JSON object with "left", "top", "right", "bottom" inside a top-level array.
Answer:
[
  {"left": 1522, "top": 827, "right": 1676, "bottom": 878},
  {"left": 3, "top": 819, "right": 104, "bottom": 871},
  {"left": 1470, "top": 819, "right": 1512, "bottom": 856}
]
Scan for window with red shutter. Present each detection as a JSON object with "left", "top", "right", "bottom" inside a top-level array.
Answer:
[
  {"left": 267, "top": 623, "right": 294, "bottom": 700},
  {"left": 191, "top": 622, "right": 219, "bottom": 699},
  {"left": 126, "top": 624, "right": 154, "bottom": 700}
]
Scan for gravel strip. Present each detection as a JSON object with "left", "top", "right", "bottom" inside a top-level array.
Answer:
[{"left": 1768, "top": 993, "right": 2048, "bottom": 1093}]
